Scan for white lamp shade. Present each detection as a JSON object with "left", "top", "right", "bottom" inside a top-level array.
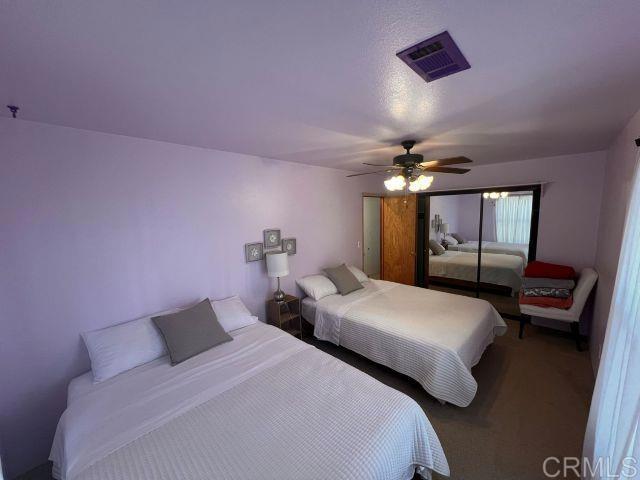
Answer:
[
  {"left": 266, "top": 252, "right": 289, "bottom": 278},
  {"left": 441, "top": 223, "right": 449, "bottom": 235}
]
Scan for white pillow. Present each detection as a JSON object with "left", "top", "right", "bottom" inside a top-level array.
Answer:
[
  {"left": 82, "top": 307, "right": 178, "bottom": 383},
  {"left": 347, "top": 265, "right": 369, "bottom": 283},
  {"left": 296, "top": 274, "right": 338, "bottom": 301},
  {"left": 210, "top": 295, "right": 258, "bottom": 332},
  {"left": 444, "top": 235, "right": 459, "bottom": 245}
]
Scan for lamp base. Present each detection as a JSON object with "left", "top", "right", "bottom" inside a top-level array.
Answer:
[{"left": 273, "top": 289, "right": 285, "bottom": 302}]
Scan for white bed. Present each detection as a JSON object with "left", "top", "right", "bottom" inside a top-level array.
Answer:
[
  {"left": 51, "top": 322, "right": 449, "bottom": 480},
  {"left": 429, "top": 250, "right": 524, "bottom": 293},
  {"left": 447, "top": 241, "right": 529, "bottom": 263},
  {"left": 305, "top": 280, "right": 507, "bottom": 407}
]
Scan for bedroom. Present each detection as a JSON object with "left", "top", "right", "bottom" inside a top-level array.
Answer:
[{"left": 1, "top": 1, "right": 640, "bottom": 480}]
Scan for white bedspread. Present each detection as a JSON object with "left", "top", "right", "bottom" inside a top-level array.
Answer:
[
  {"left": 448, "top": 241, "right": 529, "bottom": 263},
  {"left": 51, "top": 322, "right": 448, "bottom": 480},
  {"left": 313, "top": 280, "right": 507, "bottom": 407},
  {"left": 429, "top": 250, "right": 524, "bottom": 293}
]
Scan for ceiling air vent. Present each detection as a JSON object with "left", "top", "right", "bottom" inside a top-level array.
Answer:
[{"left": 397, "top": 31, "right": 470, "bottom": 83}]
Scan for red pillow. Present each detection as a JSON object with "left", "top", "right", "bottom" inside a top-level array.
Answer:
[{"left": 524, "top": 261, "right": 576, "bottom": 280}]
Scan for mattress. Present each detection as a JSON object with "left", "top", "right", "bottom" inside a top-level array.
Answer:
[
  {"left": 447, "top": 241, "right": 529, "bottom": 263},
  {"left": 429, "top": 250, "right": 523, "bottom": 293},
  {"left": 301, "top": 296, "right": 317, "bottom": 325},
  {"left": 67, "top": 372, "right": 94, "bottom": 405},
  {"left": 312, "top": 280, "right": 507, "bottom": 407},
  {"left": 51, "top": 322, "right": 449, "bottom": 480}
]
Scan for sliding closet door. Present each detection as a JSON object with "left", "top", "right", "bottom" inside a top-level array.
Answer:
[{"left": 381, "top": 195, "right": 416, "bottom": 285}]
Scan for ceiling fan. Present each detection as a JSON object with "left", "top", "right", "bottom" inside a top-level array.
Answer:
[{"left": 347, "top": 140, "right": 471, "bottom": 192}]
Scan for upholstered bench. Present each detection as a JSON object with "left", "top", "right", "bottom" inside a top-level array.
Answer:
[{"left": 519, "top": 268, "right": 598, "bottom": 351}]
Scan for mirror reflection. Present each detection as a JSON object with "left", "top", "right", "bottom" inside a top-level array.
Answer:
[{"left": 422, "top": 188, "right": 538, "bottom": 316}]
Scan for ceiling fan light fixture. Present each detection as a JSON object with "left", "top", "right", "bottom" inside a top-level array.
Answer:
[
  {"left": 483, "top": 191, "right": 509, "bottom": 199},
  {"left": 384, "top": 175, "right": 406, "bottom": 191},
  {"left": 408, "top": 175, "right": 434, "bottom": 192}
]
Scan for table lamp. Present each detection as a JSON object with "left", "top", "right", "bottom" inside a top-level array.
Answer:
[{"left": 266, "top": 252, "right": 289, "bottom": 302}]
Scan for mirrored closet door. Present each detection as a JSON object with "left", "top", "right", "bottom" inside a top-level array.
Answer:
[
  {"left": 477, "top": 190, "right": 537, "bottom": 316},
  {"left": 416, "top": 185, "right": 540, "bottom": 317}
]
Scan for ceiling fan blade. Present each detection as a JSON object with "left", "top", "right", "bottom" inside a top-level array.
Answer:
[
  {"left": 419, "top": 156, "right": 472, "bottom": 168},
  {"left": 421, "top": 166, "right": 470, "bottom": 174},
  {"left": 346, "top": 169, "right": 393, "bottom": 178},
  {"left": 362, "top": 162, "right": 401, "bottom": 168}
]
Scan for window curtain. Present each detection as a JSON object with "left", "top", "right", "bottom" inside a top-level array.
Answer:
[
  {"left": 583, "top": 149, "right": 640, "bottom": 479},
  {"left": 495, "top": 194, "right": 532, "bottom": 244}
]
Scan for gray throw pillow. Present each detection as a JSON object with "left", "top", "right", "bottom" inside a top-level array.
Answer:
[
  {"left": 324, "top": 264, "right": 364, "bottom": 296},
  {"left": 152, "top": 299, "right": 232, "bottom": 365},
  {"left": 429, "top": 239, "right": 446, "bottom": 255},
  {"left": 451, "top": 233, "right": 466, "bottom": 244}
]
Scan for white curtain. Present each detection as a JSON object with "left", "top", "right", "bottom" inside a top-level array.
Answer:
[
  {"left": 583, "top": 149, "right": 640, "bottom": 479},
  {"left": 495, "top": 194, "right": 532, "bottom": 244}
]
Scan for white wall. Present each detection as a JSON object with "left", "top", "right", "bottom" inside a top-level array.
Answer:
[{"left": 590, "top": 109, "right": 640, "bottom": 370}]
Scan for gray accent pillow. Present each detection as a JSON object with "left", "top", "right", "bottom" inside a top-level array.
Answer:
[
  {"left": 451, "top": 233, "right": 466, "bottom": 244},
  {"left": 429, "top": 239, "right": 446, "bottom": 255},
  {"left": 324, "top": 264, "right": 364, "bottom": 296},
  {"left": 152, "top": 299, "right": 232, "bottom": 365}
]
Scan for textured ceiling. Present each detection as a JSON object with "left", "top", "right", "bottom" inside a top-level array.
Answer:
[{"left": 2, "top": 0, "right": 640, "bottom": 171}]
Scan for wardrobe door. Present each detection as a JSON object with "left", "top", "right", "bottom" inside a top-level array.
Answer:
[{"left": 381, "top": 195, "right": 416, "bottom": 285}]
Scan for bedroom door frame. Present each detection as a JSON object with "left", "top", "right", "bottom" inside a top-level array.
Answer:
[
  {"left": 362, "top": 193, "right": 383, "bottom": 279},
  {"left": 418, "top": 184, "right": 541, "bottom": 293}
]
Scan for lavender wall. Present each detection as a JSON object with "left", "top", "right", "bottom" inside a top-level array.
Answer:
[
  {"left": 429, "top": 195, "right": 460, "bottom": 240},
  {"left": 425, "top": 151, "right": 607, "bottom": 270},
  {"left": 0, "top": 118, "right": 377, "bottom": 477},
  {"left": 454, "top": 195, "right": 496, "bottom": 243},
  {"left": 590, "top": 109, "right": 640, "bottom": 371}
]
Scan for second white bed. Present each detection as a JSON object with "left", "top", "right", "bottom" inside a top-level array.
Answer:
[
  {"left": 447, "top": 241, "right": 529, "bottom": 263},
  {"left": 429, "top": 250, "right": 524, "bottom": 293},
  {"left": 305, "top": 280, "right": 507, "bottom": 407}
]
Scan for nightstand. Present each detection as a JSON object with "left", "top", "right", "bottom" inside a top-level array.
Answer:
[{"left": 267, "top": 294, "right": 302, "bottom": 339}]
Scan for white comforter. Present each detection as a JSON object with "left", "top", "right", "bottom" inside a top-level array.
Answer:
[
  {"left": 447, "top": 241, "right": 529, "bottom": 263},
  {"left": 51, "top": 323, "right": 449, "bottom": 480},
  {"left": 429, "top": 250, "right": 524, "bottom": 293},
  {"left": 313, "top": 280, "right": 507, "bottom": 407}
]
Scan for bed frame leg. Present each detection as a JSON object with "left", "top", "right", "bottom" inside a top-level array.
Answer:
[
  {"left": 570, "top": 322, "right": 582, "bottom": 352},
  {"left": 519, "top": 315, "right": 527, "bottom": 339}
]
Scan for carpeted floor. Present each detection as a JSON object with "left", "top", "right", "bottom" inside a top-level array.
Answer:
[{"left": 304, "top": 318, "right": 595, "bottom": 480}]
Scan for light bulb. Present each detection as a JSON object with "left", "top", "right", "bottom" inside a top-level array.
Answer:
[
  {"left": 489, "top": 192, "right": 499, "bottom": 199},
  {"left": 483, "top": 192, "right": 489, "bottom": 199},
  {"left": 408, "top": 175, "right": 434, "bottom": 192},
  {"left": 500, "top": 192, "right": 509, "bottom": 198},
  {"left": 384, "top": 175, "right": 406, "bottom": 191}
]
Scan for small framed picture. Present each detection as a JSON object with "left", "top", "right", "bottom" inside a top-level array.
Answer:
[
  {"left": 263, "top": 229, "right": 281, "bottom": 249},
  {"left": 245, "top": 242, "right": 264, "bottom": 262},
  {"left": 282, "top": 238, "right": 296, "bottom": 255}
]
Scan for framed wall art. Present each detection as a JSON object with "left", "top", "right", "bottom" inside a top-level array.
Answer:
[
  {"left": 263, "top": 229, "right": 281, "bottom": 249},
  {"left": 282, "top": 238, "right": 296, "bottom": 255},
  {"left": 244, "top": 242, "right": 264, "bottom": 262}
]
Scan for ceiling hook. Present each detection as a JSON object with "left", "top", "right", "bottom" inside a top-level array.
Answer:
[{"left": 7, "top": 105, "right": 19, "bottom": 119}]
